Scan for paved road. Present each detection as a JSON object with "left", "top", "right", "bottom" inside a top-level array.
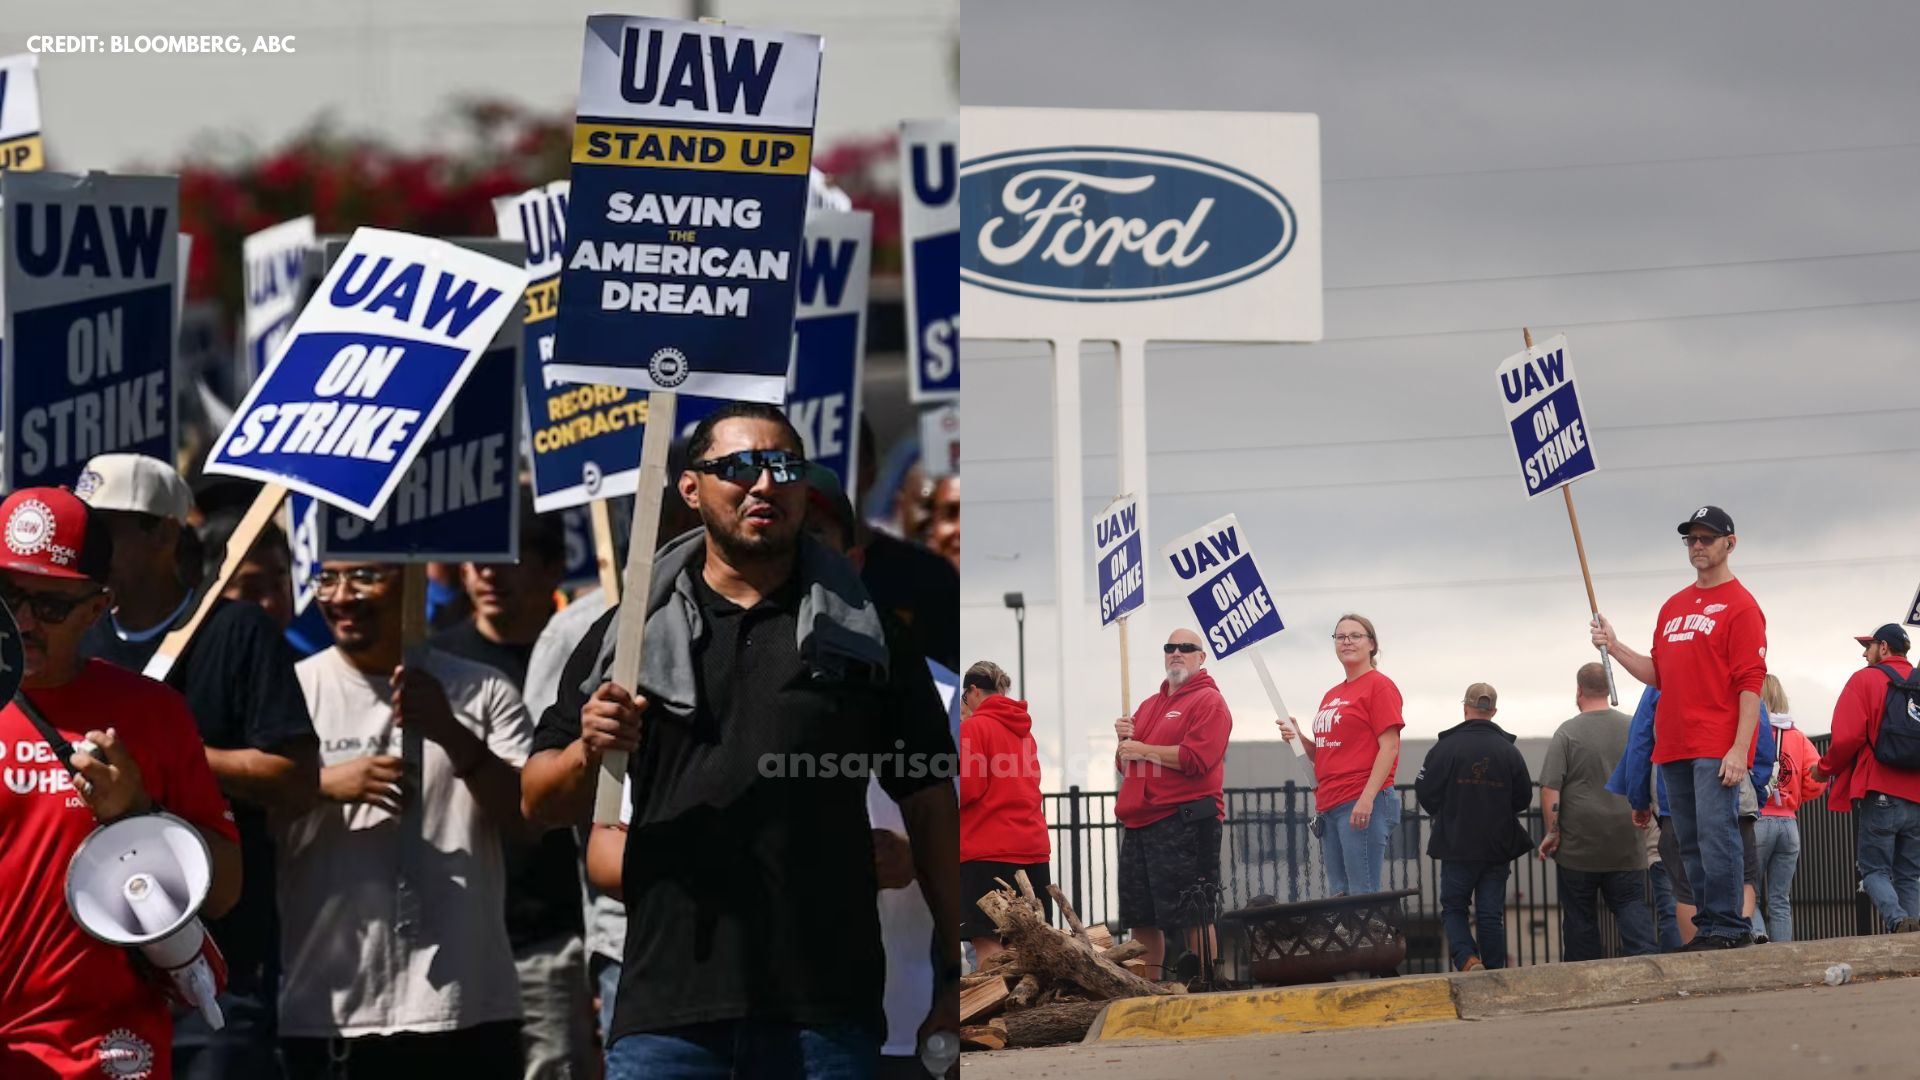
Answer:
[{"left": 964, "top": 975, "right": 1907, "bottom": 1079}]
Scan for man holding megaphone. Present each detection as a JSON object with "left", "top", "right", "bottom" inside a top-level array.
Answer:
[{"left": 0, "top": 486, "right": 241, "bottom": 1080}]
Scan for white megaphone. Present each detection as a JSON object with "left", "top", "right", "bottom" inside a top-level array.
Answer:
[{"left": 65, "top": 811, "right": 227, "bottom": 1030}]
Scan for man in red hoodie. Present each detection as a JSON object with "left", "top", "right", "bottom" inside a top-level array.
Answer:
[
  {"left": 958, "top": 660, "right": 1050, "bottom": 964},
  {"left": 1114, "top": 628, "right": 1234, "bottom": 980},
  {"left": 1813, "top": 623, "right": 1920, "bottom": 933}
]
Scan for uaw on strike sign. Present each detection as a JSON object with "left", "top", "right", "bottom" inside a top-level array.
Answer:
[
  {"left": 901, "top": 118, "right": 957, "bottom": 403},
  {"left": 552, "top": 16, "right": 822, "bottom": 403},
  {"left": 1161, "top": 513, "right": 1283, "bottom": 661},
  {"left": 1496, "top": 333, "right": 1597, "bottom": 498},
  {"left": 1093, "top": 494, "right": 1143, "bottom": 626},
  {"left": 204, "top": 228, "right": 528, "bottom": 518},
  {"left": 3, "top": 171, "right": 177, "bottom": 491},
  {"left": 498, "top": 180, "right": 646, "bottom": 513}
]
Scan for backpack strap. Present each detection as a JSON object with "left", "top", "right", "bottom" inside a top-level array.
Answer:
[{"left": 1873, "top": 663, "right": 1913, "bottom": 688}]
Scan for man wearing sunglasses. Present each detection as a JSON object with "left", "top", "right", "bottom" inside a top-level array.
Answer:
[
  {"left": 523, "top": 402, "right": 961, "bottom": 1080},
  {"left": 0, "top": 486, "right": 242, "bottom": 1078},
  {"left": 1591, "top": 505, "right": 1768, "bottom": 950},
  {"left": 1113, "top": 628, "right": 1234, "bottom": 985},
  {"left": 75, "top": 452, "right": 318, "bottom": 1078}
]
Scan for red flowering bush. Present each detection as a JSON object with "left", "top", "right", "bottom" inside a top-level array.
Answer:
[{"left": 164, "top": 100, "right": 905, "bottom": 331}]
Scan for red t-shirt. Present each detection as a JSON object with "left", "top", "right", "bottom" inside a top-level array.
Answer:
[
  {"left": 0, "top": 660, "right": 238, "bottom": 1080},
  {"left": 1649, "top": 579, "right": 1768, "bottom": 765},
  {"left": 1310, "top": 669, "right": 1404, "bottom": 813}
]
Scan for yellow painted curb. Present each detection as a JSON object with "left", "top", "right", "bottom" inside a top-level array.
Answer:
[{"left": 1092, "top": 978, "right": 1459, "bottom": 1042}]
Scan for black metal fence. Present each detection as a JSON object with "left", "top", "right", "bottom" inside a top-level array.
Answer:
[{"left": 1045, "top": 743, "right": 1872, "bottom": 974}]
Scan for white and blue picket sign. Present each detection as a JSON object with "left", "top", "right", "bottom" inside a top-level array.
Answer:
[
  {"left": 551, "top": 15, "right": 823, "bottom": 403},
  {"left": 901, "top": 118, "right": 957, "bottom": 403},
  {"left": 243, "top": 215, "right": 316, "bottom": 385},
  {"left": 2, "top": 170, "right": 178, "bottom": 491},
  {"left": 498, "top": 180, "right": 648, "bottom": 514},
  {"left": 204, "top": 227, "right": 528, "bottom": 519},
  {"left": 1160, "top": 513, "right": 1283, "bottom": 661},
  {"left": 1495, "top": 333, "right": 1598, "bottom": 498},
  {"left": 677, "top": 210, "right": 870, "bottom": 496},
  {"left": 318, "top": 337, "right": 521, "bottom": 562},
  {"left": 1093, "top": 494, "right": 1144, "bottom": 626}
]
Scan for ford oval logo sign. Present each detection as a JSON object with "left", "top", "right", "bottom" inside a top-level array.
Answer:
[{"left": 959, "top": 147, "right": 1298, "bottom": 302}]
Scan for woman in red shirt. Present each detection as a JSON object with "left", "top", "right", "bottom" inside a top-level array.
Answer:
[
  {"left": 1281, "top": 614, "right": 1405, "bottom": 895},
  {"left": 958, "top": 660, "right": 1051, "bottom": 962},
  {"left": 1753, "top": 675, "right": 1825, "bottom": 942}
]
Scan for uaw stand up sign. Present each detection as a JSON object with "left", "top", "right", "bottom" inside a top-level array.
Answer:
[
  {"left": 556, "top": 15, "right": 822, "bottom": 823},
  {"left": 959, "top": 107, "right": 1322, "bottom": 781}
]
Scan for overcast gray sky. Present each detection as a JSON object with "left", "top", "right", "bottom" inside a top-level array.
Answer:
[{"left": 959, "top": 0, "right": 1920, "bottom": 791}]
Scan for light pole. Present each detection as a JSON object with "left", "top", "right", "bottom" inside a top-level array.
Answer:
[{"left": 1004, "top": 591, "right": 1026, "bottom": 700}]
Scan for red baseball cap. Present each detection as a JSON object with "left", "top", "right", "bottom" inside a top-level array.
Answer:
[{"left": 0, "top": 487, "right": 113, "bottom": 584}]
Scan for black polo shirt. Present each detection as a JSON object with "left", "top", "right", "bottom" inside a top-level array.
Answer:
[
  {"left": 81, "top": 598, "right": 317, "bottom": 991},
  {"left": 531, "top": 562, "right": 955, "bottom": 1041}
]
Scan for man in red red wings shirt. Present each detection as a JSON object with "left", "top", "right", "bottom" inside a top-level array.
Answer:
[
  {"left": 0, "top": 488, "right": 240, "bottom": 1079},
  {"left": 1113, "top": 628, "right": 1233, "bottom": 983},
  {"left": 1813, "top": 624, "right": 1920, "bottom": 933},
  {"left": 1593, "top": 505, "right": 1766, "bottom": 949}
]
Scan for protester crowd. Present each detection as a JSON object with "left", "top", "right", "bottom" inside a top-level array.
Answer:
[
  {"left": 959, "top": 502, "right": 1920, "bottom": 986},
  {"left": 0, "top": 409, "right": 961, "bottom": 1079}
]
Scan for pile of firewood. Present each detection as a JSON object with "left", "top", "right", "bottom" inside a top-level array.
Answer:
[{"left": 958, "top": 871, "right": 1183, "bottom": 1052}]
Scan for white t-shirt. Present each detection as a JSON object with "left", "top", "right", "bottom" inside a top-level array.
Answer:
[{"left": 276, "top": 646, "right": 533, "bottom": 1037}]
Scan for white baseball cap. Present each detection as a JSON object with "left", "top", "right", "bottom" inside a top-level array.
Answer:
[{"left": 73, "top": 453, "right": 193, "bottom": 521}]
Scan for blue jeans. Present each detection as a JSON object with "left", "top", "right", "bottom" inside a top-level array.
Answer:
[
  {"left": 1856, "top": 793, "right": 1920, "bottom": 930},
  {"left": 1752, "top": 815, "right": 1801, "bottom": 942},
  {"left": 606, "top": 1021, "right": 879, "bottom": 1080},
  {"left": 1661, "top": 759, "right": 1748, "bottom": 939},
  {"left": 1558, "top": 866, "right": 1658, "bottom": 961},
  {"left": 594, "top": 956, "right": 621, "bottom": 1047},
  {"left": 1439, "top": 861, "right": 1509, "bottom": 969},
  {"left": 1320, "top": 790, "right": 1399, "bottom": 896},
  {"left": 1648, "top": 860, "right": 1683, "bottom": 952}
]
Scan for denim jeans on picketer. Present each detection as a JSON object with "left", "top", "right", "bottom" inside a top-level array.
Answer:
[
  {"left": 1855, "top": 792, "right": 1920, "bottom": 931},
  {"left": 1439, "top": 861, "right": 1510, "bottom": 969},
  {"left": 1557, "top": 865, "right": 1659, "bottom": 961},
  {"left": 1660, "top": 759, "right": 1749, "bottom": 940},
  {"left": 1648, "top": 860, "right": 1684, "bottom": 952},
  {"left": 605, "top": 1021, "right": 879, "bottom": 1080},
  {"left": 1752, "top": 815, "right": 1802, "bottom": 942},
  {"left": 1320, "top": 790, "right": 1400, "bottom": 896}
]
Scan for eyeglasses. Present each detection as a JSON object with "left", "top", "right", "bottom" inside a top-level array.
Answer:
[
  {"left": 1681, "top": 533, "right": 1724, "bottom": 548},
  {"left": 689, "top": 449, "right": 807, "bottom": 486},
  {"left": 1163, "top": 643, "right": 1203, "bottom": 654},
  {"left": 0, "top": 582, "right": 104, "bottom": 624},
  {"left": 1332, "top": 633, "right": 1372, "bottom": 644},
  {"left": 312, "top": 567, "right": 396, "bottom": 597}
]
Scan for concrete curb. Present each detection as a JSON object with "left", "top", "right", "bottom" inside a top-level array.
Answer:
[{"left": 1081, "top": 935, "right": 1920, "bottom": 1043}]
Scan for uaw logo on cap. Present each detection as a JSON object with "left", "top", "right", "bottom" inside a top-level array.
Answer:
[
  {"left": 74, "top": 470, "right": 105, "bottom": 500},
  {"left": 648, "top": 347, "right": 689, "bottom": 388},
  {"left": 5, "top": 499, "right": 55, "bottom": 557},
  {"left": 960, "top": 146, "right": 1298, "bottom": 302}
]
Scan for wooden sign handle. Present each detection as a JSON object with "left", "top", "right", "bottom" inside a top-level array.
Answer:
[
  {"left": 1252, "top": 651, "right": 1306, "bottom": 758},
  {"left": 1525, "top": 326, "right": 1618, "bottom": 706},
  {"left": 589, "top": 499, "right": 622, "bottom": 603},
  {"left": 1117, "top": 615, "right": 1132, "bottom": 717},
  {"left": 594, "top": 390, "right": 678, "bottom": 824},
  {"left": 142, "top": 483, "right": 286, "bottom": 682}
]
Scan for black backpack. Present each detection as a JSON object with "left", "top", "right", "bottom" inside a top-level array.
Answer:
[{"left": 1870, "top": 664, "right": 1920, "bottom": 770}]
